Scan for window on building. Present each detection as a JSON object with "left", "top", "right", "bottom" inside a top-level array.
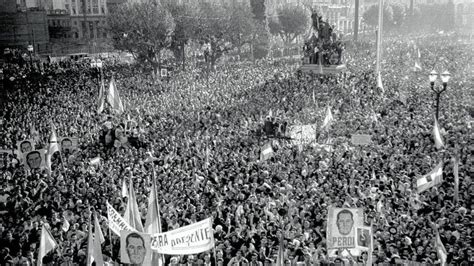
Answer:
[
  {"left": 73, "top": 8, "right": 76, "bottom": 14},
  {"left": 93, "top": 0, "right": 99, "bottom": 14}
]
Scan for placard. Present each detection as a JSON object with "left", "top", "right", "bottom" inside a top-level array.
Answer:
[
  {"left": 288, "top": 124, "right": 317, "bottom": 145},
  {"left": 120, "top": 231, "right": 152, "bottom": 266},
  {"left": 327, "top": 207, "right": 363, "bottom": 250},
  {"left": 351, "top": 134, "right": 372, "bottom": 145}
]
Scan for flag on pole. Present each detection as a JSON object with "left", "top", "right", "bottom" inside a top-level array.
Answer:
[
  {"left": 37, "top": 224, "right": 58, "bottom": 266},
  {"left": 94, "top": 213, "right": 105, "bottom": 244},
  {"left": 321, "top": 105, "right": 333, "bottom": 129},
  {"left": 414, "top": 61, "right": 422, "bottom": 72},
  {"left": 435, "top": 227, "right": 447, "bottom": 266},
  {"left": 375, "top": 0, "right": 384, "bottom": 74},
  {"left": 121, "top": 178, "right": 128, "bottom": 198},
  {"left": 417, "top": 162, "right": 443, "bottom": 193},
  {"left": 453, "top": 157, "right": 459, "bottom": 203},
  {"left": 62, "top": 216, "right": 70, "bottom": 232},
  {"left": 204, "top": 145, "right": 210, "bottom": 169},
  {"left": 433, "top": 117, "right": 444, "bottom": 149},
  {"left": 144, "top": 166, "right": 164, "bottom": 266},
  {"left": 45, "top": 122, "right": 60, "bottom": 174},
  {"left": 276, "top": 236, "right": 285, "bottom": 266},
  {"left": 87, "top": 218, "right": 105, "bottom": 266},
  {"left": 123, "top": 173, "right": 144, "bottom": 232},
  {"left": 260, "top": 142, "right": 274, "bottom": 161},
  {"left": 98, "top": 78, "right": 105, "bottom": 114},
  {"left": 370, "top": 110, "right": 378, "bottom": 123},
  {"left": 376, "top": 72, "right": 384, "bottom": 93},
  {"left": 106, "top": 78, "right": 124, "bottom": 114}
]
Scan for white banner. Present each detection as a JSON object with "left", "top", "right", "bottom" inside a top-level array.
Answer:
[
  {"left": 107, "top": 202, "right": 137, "bottom": 235},
  {"left": 326, "top": 207, "right": 363, "bottom": 250},
  {"left": 150, "top": 218, "right": 214, "bottom": 255}
]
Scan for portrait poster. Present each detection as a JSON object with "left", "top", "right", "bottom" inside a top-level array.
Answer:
[
  {"left": 355, "top": 226, "right": 372, "bottom": 252},
  {"left": 59, "top": 137, "right": 78, "bottom": 152},
  {"left": 23, "top": 149, "right": 46, "bottom": 170},
  {"left": 326, "top": 207, "right": 363, "bottom": 250},
  {"left": 16, "top": 139, "right": 36, "bottom": 155},
  {"left": 120, "top": 231, "right": 152, "bottom": 266}
]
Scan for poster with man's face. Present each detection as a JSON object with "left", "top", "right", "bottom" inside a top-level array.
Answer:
[
  {"left": 326, "top": 207, "right": 363, "bottom": 250},
  {"left": 120, "top": 231, "right": 151, "bottom": 266},
  {"left": 17, "top": 139, "right": 36, "bottom": 154},
  {"left": 23, "top": 149, "right": 46, "bottom": 170},
  {"left": 60, "top": 137, "right": 78, "bottom": 152}
]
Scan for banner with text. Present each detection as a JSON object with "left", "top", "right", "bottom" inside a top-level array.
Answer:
[
  {"left": 107, "top": 202, "right": 137, "bottom": 235},
  {"left": 150, "top": 218, "right": 214, "bottom": 255}
]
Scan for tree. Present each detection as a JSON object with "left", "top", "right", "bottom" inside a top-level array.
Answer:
[
  {"left": 225, "top": 2, "right": 257, "bottom": 55},
  {"left": 362, "top": 4, "right": 394, "bottom": 29},
  {"left": 108, "top": 2, "right": 175, "bottom": 74},
  {"left": 165, "top": 1, "right": 196, "bottom": 69},
  {"left": 269, "top": 4, "right": 309, "bottom": 44},
  {"left": 250, "top": 0, "right": 266, "bottom": 23},
  {"left": 193, "top": 2, "right": 233, "bottom": 66}
]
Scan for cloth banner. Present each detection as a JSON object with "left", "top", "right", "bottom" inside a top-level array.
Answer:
[
  {"left": 107, "top": 202, "right": 137, "bottom": 235},
  {"left": 326, "top": 207, "right": 363, "bottom": 250},
  {"left": 150, "top": 218, "right": 214, "bottom": 255},
  {"left": 108, "top": 204, "right": 214, "bottom": 256}
]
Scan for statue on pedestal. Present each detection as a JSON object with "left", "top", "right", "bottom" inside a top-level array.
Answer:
[{"left": 303, "top": 11, "right": 344, "bottom": 66}]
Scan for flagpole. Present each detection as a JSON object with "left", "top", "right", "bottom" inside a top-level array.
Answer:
[{"left": 375, "top": 0, "right": 384, "bottom": 74}]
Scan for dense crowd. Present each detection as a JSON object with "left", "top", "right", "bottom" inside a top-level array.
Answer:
[{"left": 0, "top": 34, "right": 473, "bottom": 265}]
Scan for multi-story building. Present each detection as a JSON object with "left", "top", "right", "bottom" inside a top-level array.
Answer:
[
  {"left": 453, "top": 0, "right": 474, "bottom": 36},
  {"left": 0, "top": 0, "right": 50, "bottom": 52}
]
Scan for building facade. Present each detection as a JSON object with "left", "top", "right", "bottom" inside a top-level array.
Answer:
[{"left": 0, "top": 0, "right": 50, "bottom": 52}]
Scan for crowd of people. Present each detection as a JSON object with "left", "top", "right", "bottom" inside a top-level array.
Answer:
[{"left": 0, "top": 33, "right": 472, "bottom": 265}]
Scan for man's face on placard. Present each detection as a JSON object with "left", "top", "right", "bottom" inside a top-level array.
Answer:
[
  {"left": 61, "top": 139, "right": 72, "bottom": 151},
  {"left": 21, "top": 141, "right": 32, "bottom": 153},
  {"left": 26, "top": 151, "right": 42, "bottom": 169},
  {"left": 336, "top": 210, "right": 354, "bottom": 235},
  {"left": 126, "top": 234, "right": 145, "bottom": 265}
]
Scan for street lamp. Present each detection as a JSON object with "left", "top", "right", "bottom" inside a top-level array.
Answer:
[
  {"left": 91, "top": 59, "right": 103, "bottom": 91},
  {"left": 27, "top": 44, "right": 34, "bottom": 67},
  {"left": 429, "top": 70, "right": 451, "bottom": 121}
]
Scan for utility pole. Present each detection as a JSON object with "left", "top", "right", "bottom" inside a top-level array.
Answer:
[{"left": 354, "top": 0, "right": 359, "bottom": 41}]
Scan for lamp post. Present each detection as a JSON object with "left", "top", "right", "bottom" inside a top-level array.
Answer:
[
  {"left": 429, "top": 70, "right": 451, "bottom": 121},
  {"left": 27, "top": 44, "right": 34, "bottom": 67},
  {"left": 91, "top": 59, "right": 103, "bottom": 90}
]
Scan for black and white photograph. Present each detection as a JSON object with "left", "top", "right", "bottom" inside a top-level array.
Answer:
[{"left": 0, "top": 0, "right": 472, "bottom": 265}]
